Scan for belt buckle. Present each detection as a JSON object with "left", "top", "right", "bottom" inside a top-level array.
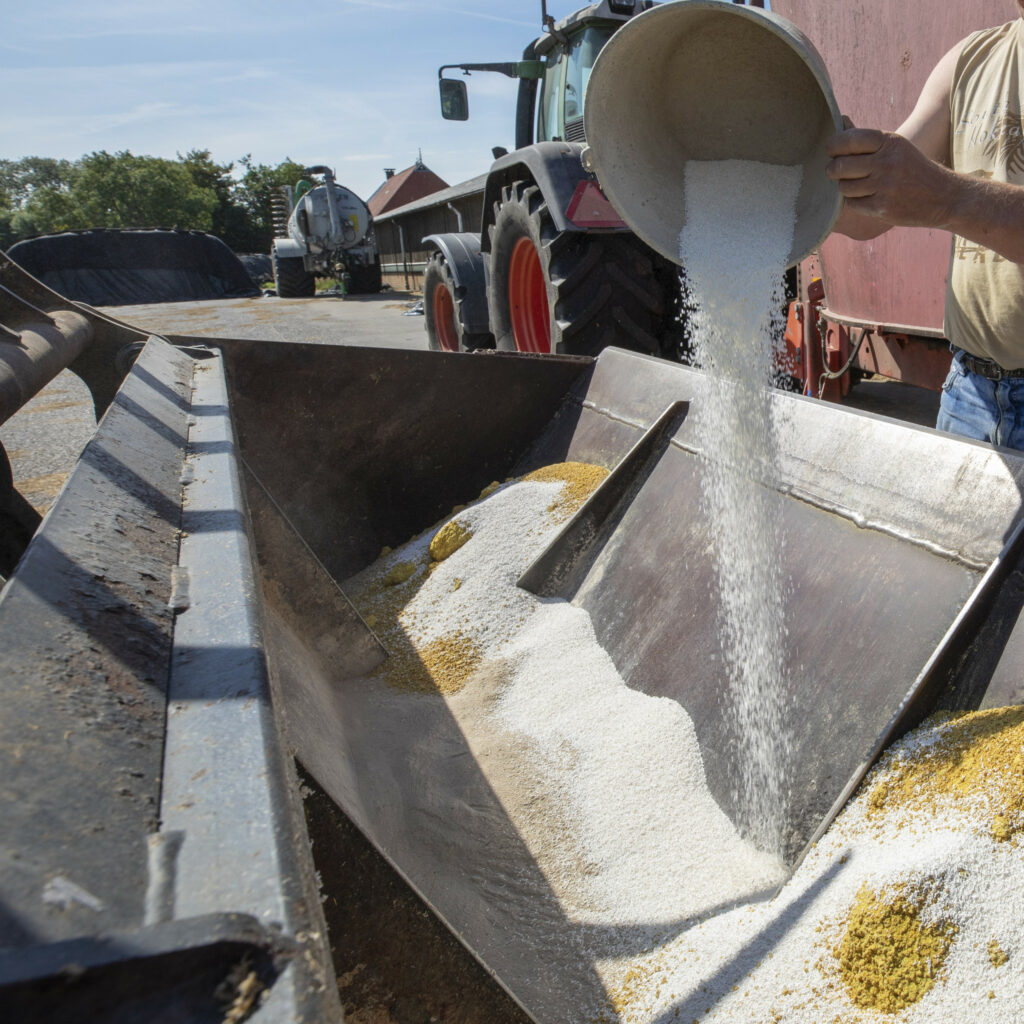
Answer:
[{"left": 968, "top": 354, "right": 1001, "bottom": 380}]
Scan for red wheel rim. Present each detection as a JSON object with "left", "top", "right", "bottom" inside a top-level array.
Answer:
[
  {"left": 507, "top": 238, "right": 550, "bottom": 353},
  {"left": 432, "top": 282, "right": 459, "bottom": 352}
]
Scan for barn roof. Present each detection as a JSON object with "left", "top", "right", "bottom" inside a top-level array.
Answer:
[{"left": 367, "top": 158, "right": 449, "bottom": 216}]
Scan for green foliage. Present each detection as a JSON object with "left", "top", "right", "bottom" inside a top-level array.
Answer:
[
  {"left": 0, "top": 156, "right": 77, "bottom": 208},
  {"left": 0, "top": 156, "right": 78, "bottom": 248},
  {"left": 178, "top": 148, "right": 255, "bottom": 251},
  {"left": 66, "top": 151, "right": 218, "bottom": 231},
  {"left": 0, "top": 151, "right": 318, "bottom": 254},
  {"left": 234, "top": 155, "right": 307, "bottom": 252},
  {"left": 0, "top": 210, "right": 13, "bottom": 253}
]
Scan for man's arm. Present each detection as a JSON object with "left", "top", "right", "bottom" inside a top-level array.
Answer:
[
  {"left": 828, "top": 41, "right": 962, "bottom": 241},
  {"left": 939, "top": 175, "right": 1024, "bottom": 263},
  {"left": 829, "top": 34, "right": 1024, "bottom": 263},
  {"left": 833, "top": 136, "right": 1024, "bottom": 263}
]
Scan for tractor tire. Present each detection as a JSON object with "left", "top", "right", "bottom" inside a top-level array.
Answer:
[
  {"left": 423, "top": 252, "right": 493, "bottom": 352},
  {"left": 347, "top": 260, "right": 382, "bottom": 295},
  {"left": 272, "top": 246, "right": 315, "bottom": 298},
  {"left": 486, "top": 180, "right": 664, "bottom": 356}
]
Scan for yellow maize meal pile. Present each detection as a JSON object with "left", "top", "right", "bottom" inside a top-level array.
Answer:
[
  {"left": 835, "top": 881, "right": 957, "bottom": 1013},
  {"left": 429, "top": 519, "right": 473, "bottom": 562},
  {"left": 865, "top": 705, "right": 1024, "bottom": 845},
  {"left": 522, "top": 462, "right": 610, "bottom": 521},
  {"left": 989, "top": 939, "right": 1009, "bottom": 968}
]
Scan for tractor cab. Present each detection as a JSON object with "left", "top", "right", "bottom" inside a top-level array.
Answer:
[
  {"left": 437, "top": 2, "right": 653, "bottom": 151},
  {"left": 534, "top": 16, "right": 620, "bottom": 144},
  {"left": 438, "top": 1, "right": 764, "bottom": 151}
]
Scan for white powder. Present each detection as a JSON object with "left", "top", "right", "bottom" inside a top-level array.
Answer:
[
  {"left": 346, "top": 472, "right": 784, "bottom": 1011},
  {"left": 496, "top": 602, "right": 783, "bottom": 925},
  {"left": 592, "top": 718, "right": 1024, "bottom": 1024},
  {"left": 346, "top": 473, "right": 1024, "bottom": 1023},
  {"left": 679, "top": 159, "right": 803, "bottom": 854}
]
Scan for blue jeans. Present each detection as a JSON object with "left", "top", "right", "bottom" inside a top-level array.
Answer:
[{"left": 936, "top": 350, "right": 1024, "bottom": 451}]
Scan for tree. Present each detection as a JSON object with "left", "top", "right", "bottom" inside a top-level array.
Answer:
[
  {"left": 64, "top": 150, "right": 218, "bottom": 231},
  {"left": 0, "top": 149, "right": 313, "bottom": 254},
  {"left": 0, "top": 176, "right": 13, "bottom": 251},
  {"left": 0, "top": 156, "right": 78, "bottom": 248},
  {"left": 179, "top": 148, "right": 255, "bottom": 251},
  {"left": 234, "top": 156, "right": 307, "bottom": 252},
  {"left": 2, "top": 150, "right": 219, "bottom": 238},
  {"left": 11, "top": 189, "right": 77, "bottom": 240},
  {"left": 0, "top": 209, "right": 13, "bottom": 253},
  {"left": 0, "top": 156, "right": 76, "bottom": 209}
]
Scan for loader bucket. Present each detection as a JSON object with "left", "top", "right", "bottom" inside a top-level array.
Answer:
[
  {"left": 171, "top": 339, "right": 1024, "bottom": 1014},
  {"left": 212, "top": 339, "right": 1024, "bottom": 1018},
  {"left": 5, "top": 269, "right": 1024, "bottom": 1018}
]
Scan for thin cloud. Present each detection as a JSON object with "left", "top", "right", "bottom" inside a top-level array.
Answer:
[
  {"left": 0, "top": 0, "right": 536, "bottom": 200},
  {"left": 338, "top": 0, "right": 537, "bottom": 28}
]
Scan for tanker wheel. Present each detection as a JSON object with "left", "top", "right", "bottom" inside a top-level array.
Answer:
[
  {"left": 487, "top": 180, "right": 665, "bottom": 356},
  {"left": 347, "top": 261, "right": 382, "bottom": 295},
  {"left": 423, "top": 252, "right": 493, "bottom": 352},
  {"left": 272, "top": 246, "right": 315, "bottom": 298}
]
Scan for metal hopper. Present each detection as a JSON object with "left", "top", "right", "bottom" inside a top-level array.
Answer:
[{"left": 3, "top": 258, "right": 1024, "bottom": 1020}]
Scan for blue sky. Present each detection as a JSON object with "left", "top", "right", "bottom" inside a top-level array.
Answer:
[{"left": 1, "top": 1, "right": 591, "bottom": 202}]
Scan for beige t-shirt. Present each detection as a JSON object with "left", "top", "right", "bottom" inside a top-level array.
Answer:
[{"left": 946, "top": 18, "right": 1024, "bottom": 368}]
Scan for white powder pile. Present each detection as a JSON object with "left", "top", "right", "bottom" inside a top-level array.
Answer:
[
  {"left": 495, "top": 601, "right": 783, "bottom": 925},
  {"left": 593, "top": 709, "right": 1024, "bottom": 1024},
  {"left": 345, "top": 470, "right": 1024, "bottom": 1023},
  {"left": 678, "top": 159, "right": 803, "bottom": 854},
  {"left": 345, "top": 468, "right": 784, "bottom": 974}
]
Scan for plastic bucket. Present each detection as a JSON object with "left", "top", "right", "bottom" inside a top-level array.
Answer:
[{"left": 583, "top": 0, "right": 843, "bottom": 268}]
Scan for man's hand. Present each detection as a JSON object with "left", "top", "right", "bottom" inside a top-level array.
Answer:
[{"left": 826, "top": 128, "right": 958, "bottom": 229}]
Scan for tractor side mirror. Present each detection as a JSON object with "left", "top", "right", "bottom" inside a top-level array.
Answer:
[{"left": 439, "top": 79, "right": 469, "bottom": 121}]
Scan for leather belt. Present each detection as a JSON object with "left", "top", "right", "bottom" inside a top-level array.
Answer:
[{"left": 955, "top": 349, "right": 1024, "bottom": 381}]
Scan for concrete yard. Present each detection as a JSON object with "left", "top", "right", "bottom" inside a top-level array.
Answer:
[
  {"left": 1, "top": 292, "right": 427, "bottom": 513},
  {"left": 101, "top": 290, "right": 429, "bottom": 347}
]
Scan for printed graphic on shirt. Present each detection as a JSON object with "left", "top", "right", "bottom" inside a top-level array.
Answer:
[
  {"left": 956, "top": 239, "right": 1005, "bottom": 264},
  {"left": 983, "top": 108, "right": 1024, "bottom": 174},
  {"left": 955, "top": 102, "right": 1024, "bottom": 168}
]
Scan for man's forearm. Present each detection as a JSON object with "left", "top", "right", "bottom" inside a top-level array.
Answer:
[{"left": 944, "top": 174, "right": 1024, "bottom": 264}]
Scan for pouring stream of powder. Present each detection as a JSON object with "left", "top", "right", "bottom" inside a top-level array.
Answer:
[{"left": 679, "top": 159, "right": 802, "bottom": 855}]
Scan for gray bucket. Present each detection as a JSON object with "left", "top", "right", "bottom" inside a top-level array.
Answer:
[{"left": 583, "top": 0, "right": 843, "bottom": 268}]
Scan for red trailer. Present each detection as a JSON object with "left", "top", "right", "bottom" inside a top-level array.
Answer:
[{"left": 772, "top": 0, "right": 1013, "bottom": 400}]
